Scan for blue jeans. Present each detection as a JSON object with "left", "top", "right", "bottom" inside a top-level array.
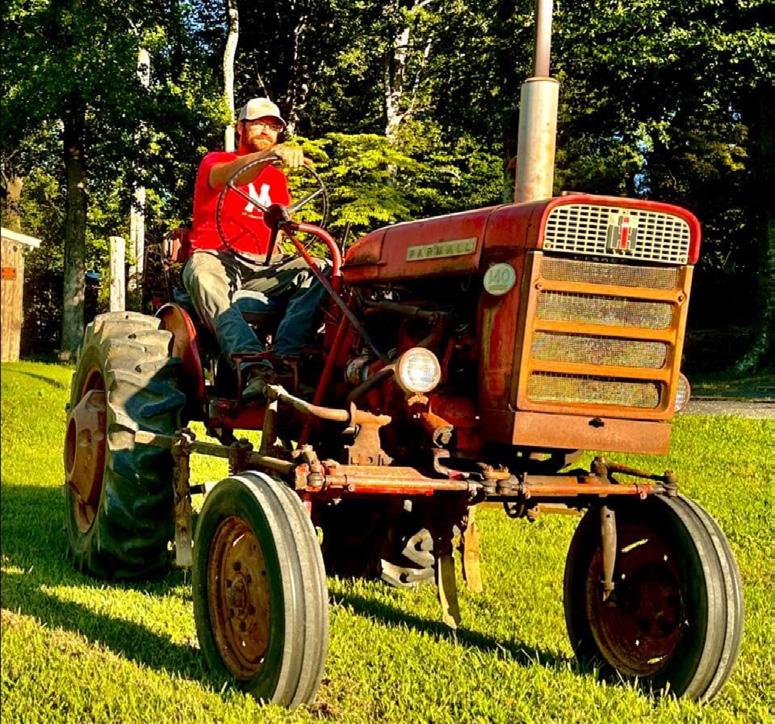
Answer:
[{"left": 182, "top": 250, "right": 329, "bottom": 369}]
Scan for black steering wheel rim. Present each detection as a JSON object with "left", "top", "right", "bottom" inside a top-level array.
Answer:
[{"left": 215, "top": 154, "right": 329, "bottom": 265}]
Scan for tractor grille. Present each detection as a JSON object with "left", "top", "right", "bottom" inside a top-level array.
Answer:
[
  {"left": 517, "top": 254, "right": 689, "bottom": 417},
  {"left": 536, "top": 292, "right": 673, "bottom": 329},
  {"left": 532, "top": 332, "right": 668, "bottom": 369},
  {"left": 527, "top": 373, "right": 662, "bottom": 408},
  {"left": 543, "top": 204, "right": 691, "bottom": 265},
  {"left": 541, "top": 256, "right": 679, "bottom": 289}
]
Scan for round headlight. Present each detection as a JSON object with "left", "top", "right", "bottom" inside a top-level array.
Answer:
[
  {"left": 395, "top": 348, "right": 442, "bottom": 394},
  {"left": 674, "top": 373, "right": 691, "bottom": 412}
]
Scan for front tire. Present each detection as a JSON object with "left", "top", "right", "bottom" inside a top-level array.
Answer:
[
  {"left": 64, "top": 312, "right": 185, "bottom": 579},
  {"left": 563, "top": 495, "right": 743, "bottom": 701},
  {"left": 193, "top": 472, "right": 329, "bottom": 707}
]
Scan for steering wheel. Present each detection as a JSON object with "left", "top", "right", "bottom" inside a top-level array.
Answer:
[{"left": 215, "top": 153, "right": 330, "bottom": 266}]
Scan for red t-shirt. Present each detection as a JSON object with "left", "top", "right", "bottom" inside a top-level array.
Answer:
[{"left": 190, "top": 151, "right": 291, "bottom": 255}]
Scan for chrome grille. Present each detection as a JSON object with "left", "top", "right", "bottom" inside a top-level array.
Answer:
[
  {"left": 544, "top": 204, "right": 691, "bottom": 264},
  {"left": 537, "top": 292, "right": 673, "bottom": 329},
  {"left": 527, "top": 373, "right": 661, "bottom": 409},
  {"left": 532, "top": 332, "right": 668, "bottom": 369}
]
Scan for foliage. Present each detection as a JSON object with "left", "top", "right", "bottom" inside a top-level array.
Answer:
[
  {"left": 1, "top": 360, "right": 774, "bottom": 721},
  {"left": 286, "top": 126, "right": 503, "bottom": 241},
  {"left": 552, "top": 0, "right": 774, "bottom": 338}
]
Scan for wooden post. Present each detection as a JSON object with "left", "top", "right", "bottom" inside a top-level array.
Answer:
[{"left": 109, "top": 236, "right": 126, "bottom": 312}]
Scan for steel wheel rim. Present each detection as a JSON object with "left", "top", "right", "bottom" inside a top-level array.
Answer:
[
  {"left": 65, "top": 367, "right": 106, "bottom": 533},
  {"left": 207, "top": 515, "right": 272, "bottom": 679},
  {"left": 586, "top": 521, "right": 686, "bottom": 677}
]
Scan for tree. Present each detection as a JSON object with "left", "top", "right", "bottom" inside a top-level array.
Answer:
[
  {"left": 2, "top": 0, "right": 222, "bottom": 355},
  {"left": 223, "top": 0, "right": 239, "bottom": 151},
  {"left": 551, "top": 0, "right": 774, "bottom": 369}
]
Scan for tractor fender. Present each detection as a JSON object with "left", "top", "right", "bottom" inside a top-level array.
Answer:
[{"left": 156, "top": 303, "right": 207, "bottom": 409}]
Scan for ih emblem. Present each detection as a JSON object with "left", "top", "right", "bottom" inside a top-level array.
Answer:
[{"left": 606, "top": 211, "right": 638, "bottom": 252}]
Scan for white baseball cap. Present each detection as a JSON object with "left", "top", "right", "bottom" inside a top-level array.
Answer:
[{"left": 237, "top": 97, "right": 286, "bottom": 127}]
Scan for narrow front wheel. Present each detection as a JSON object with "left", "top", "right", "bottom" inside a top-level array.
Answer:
[
  {"left": 193, "top": 472, "right": 328, "bottom": 707},
  {"left": 563, "top": 495, "right": 742, "bottom": 701}
]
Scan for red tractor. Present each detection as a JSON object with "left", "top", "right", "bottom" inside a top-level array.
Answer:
[{"left": 63, "top": 2, "right": 742, "bottom": 708}]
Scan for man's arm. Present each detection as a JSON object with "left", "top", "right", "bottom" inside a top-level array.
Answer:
[{"left": 208, "top": 145, "right": 305, "bottom": 190}]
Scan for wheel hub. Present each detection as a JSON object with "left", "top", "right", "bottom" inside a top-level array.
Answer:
[
  {"left": 208, "top": 516, "right": 272, "bottom": 679},
  {"left": 64, "top": 389, "right": 107, "bottom": 527},
  {"left": 589, "top": 528, "right": 685, "bottom": 677}
]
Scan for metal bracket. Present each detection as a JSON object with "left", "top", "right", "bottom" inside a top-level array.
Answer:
[
  {"left": 228, "top": 437, "right": 254, "bottom": 475},
  {"left": 459, "top": 507, "right": 483, "bottom": 594},
  {"left": 436, "top": 550, "right": 461, "bottom": 629},
  {"left": 171, "top": 428, "right": 195, "bottom": 568},
  {"left": 600, "top": 504, "right": 617, "bottom": 602},
  {"left": 591, "top": 456, "right": 679, "bottom": 495},
  {"left": 344, "top": 403, "right": 393, "bottom": 466},
  {"left": 291, "top": 445, "right": 325, "bottom": 489}
]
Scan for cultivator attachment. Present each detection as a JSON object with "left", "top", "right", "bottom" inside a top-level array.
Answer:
[{"left": 135, "top": 400, "right": 682, "bottom": 630}]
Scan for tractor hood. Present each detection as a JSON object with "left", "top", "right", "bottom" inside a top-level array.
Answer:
[
  {"left": 342, "top": 194, "right": 701, "bottom": 284},
  {"left": 343, "top": 201, "right": 540, "bottom": 284}
]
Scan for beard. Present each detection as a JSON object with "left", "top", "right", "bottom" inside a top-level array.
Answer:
[{"left": 245, "top": 133, "right": 275, "bottom": 153}]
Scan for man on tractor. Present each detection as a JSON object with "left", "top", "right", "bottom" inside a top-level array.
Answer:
[{"left": 183, "top": 97, "right": 327, "bottom": 401}]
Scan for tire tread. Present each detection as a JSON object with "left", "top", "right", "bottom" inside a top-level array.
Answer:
[{"left": 65, "top": 313, "right": 183, "bottom": 579}]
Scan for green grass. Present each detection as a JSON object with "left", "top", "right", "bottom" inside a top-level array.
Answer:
[{"left": 1, "top": 360, "right": 773, "bottom": 723}]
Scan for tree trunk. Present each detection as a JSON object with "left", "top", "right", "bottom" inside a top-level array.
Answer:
[
  {"left": 383, "top": 12, "right": 410, "bottom": 140},
  {"left": 60, "top": 94, "right": 88, "bottom": 358},
  {"left": 284, "top": 5, "right": 310, "bottom": 135},
  {"left": 223, "top": 0, "right": 239, "bottom": 152},
  {"left": 496, "top": 0, "right": 520, "bottom": 201},
  {"left": 129, "top": 47, "right": 150, "bottom": 309},
  {"left": 382, "top": 0, "right": 434, "bottom": 140}
]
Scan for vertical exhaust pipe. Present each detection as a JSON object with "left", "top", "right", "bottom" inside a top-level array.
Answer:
[{"left": 513, "top": 0, "right": 559, "bottom": 203}]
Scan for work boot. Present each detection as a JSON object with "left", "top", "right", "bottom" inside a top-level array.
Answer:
[{"left": 242, "top": 363, "right": 277, "bottom": 403}]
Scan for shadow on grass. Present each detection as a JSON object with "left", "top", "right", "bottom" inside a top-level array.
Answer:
[
  {"left": 2, "top": 368, "right": 68, "bottom": 389},
  {"left": 0, "top": 482, "right": 224, "bottom": 689},
  {"left": 1, "top": 570, "right": 215, "bottom": 681},
  {"left": 1, "top": 481, "right": 596, "bottom": 694},
  {"left": 332, "top": 591, "right": 579, "bottom": 675}
]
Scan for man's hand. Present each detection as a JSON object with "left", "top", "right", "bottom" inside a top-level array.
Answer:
[{"left": 274, "top": 144, "right": 305, "bottom": 170}]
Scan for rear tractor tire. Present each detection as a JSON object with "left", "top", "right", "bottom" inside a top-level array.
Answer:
[
  {"left": 193, "top": 472, "right": 329, "bottom": 707},
  {"left": 563, "top": 494, "right": 743, "bottom": 701},
  {"left": 63, "top": 311, "right": 185, "bottom": 579}
]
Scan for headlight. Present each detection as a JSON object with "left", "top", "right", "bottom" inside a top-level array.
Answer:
[
  {"left": 395, "top": 348, "right": 441, "bottom": 394},
  {"left": 674, "top": 373, "right": 691, "bottom": 412}
]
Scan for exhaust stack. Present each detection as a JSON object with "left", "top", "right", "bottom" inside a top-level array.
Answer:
[{"left": 513, "top": 0, "right": 559, "bottom": 203}]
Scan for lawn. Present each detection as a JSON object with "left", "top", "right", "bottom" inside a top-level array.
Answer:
[{"left": 1, "top": 360, "right": 772, "bottom": 723}]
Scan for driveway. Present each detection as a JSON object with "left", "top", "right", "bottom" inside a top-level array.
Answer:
[{"left": 684, "top": 399, "right": 775, "bottom": 419}]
